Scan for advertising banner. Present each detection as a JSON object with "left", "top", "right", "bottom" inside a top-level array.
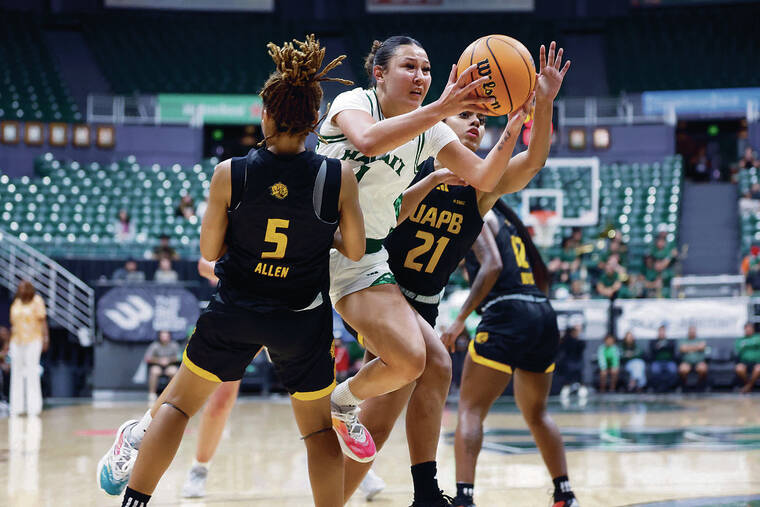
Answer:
[
  {"left": 97, "top": 285, "right": 200, "bottom": 342},
  {"left": 157, "top": 94, "right": 263, "bottom": 125},
  {"left": 367, "top": 0, "right": 533, "bottom": 13}
]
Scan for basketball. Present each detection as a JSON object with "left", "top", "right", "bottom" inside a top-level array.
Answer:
[{"left": 456, "top": 34, "right": 536, "bottom": 116}]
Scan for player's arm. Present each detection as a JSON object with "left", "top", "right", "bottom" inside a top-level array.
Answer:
[
  {"left": 333, "top": 161, "right": 365, "bottom": 261},
  {"left": 200, "top": 160, "right": 231, "bottom": 262},
  {"left": 441, "top": 218, "right": 503, "bottom": 352},
  {"left": 396, "top": 169, "right": 465, "bottom": 225},
  {"left": 436, "top": 107, "right": 526, "bottom": 192},
  {"left": 334, "top": 64, "right": 490, "bottom": 157}
]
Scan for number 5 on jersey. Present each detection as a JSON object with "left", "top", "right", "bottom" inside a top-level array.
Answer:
[{"left": 262, "top": 219, "right": 289, "bottom": 259}]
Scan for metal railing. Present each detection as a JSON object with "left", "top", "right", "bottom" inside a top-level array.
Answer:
[
  {"left": 0, "top": 229, "right": 95, "bottom": 346},
  {"left": 87, "top": 94, "right": 160, "bottom": 125},
  {"left": 556, "top": 96, "right": 671, "bottom": 127}
]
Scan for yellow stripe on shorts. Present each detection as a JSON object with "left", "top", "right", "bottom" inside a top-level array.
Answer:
[
  {"left": 292, "top": 379, "right": 336, "bottom": 401},
  {"left": 182, "top": 348, "right": 222, "bottom": 383},
  {"left": 468, "top": 339, "right": 513, "bottom": 374}
]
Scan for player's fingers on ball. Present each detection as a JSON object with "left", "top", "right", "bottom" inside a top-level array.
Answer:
[
  {"left": 448, "top": 64, "right": 458, "bottom": 83},
  {"left": 462, "top": 76, "right": 489, "bottom": 95},
  {"left": 457, "top": 63, "right": 480, "bottom": 86}
]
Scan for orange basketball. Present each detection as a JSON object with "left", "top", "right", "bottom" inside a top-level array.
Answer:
[{"left": 456, "top": 35, "right": 536, "bottom": 116}]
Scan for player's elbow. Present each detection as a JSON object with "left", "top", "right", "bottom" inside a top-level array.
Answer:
[
  {"left": 345, "top": 245, "right": 365, "bottom": 262},
  {"left": 353, "top": 136, "right": 382, "bottom": 157}
]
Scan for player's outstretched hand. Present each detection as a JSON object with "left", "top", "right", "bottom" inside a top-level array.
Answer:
[
  {"left": 536, "top": 41, "right": 571, "bottom": 103},
  {"left": 434, "top": 64, "right": 492, "bottom": 118}
]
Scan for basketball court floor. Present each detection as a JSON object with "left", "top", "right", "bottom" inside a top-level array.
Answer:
[{"left": 1, "top": 394, "right": 759, "bottom": 506}]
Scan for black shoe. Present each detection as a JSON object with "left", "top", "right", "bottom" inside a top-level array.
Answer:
[
  {"left": 452, "top": 495, "right": 475, "bottom": 507},
  {"left": 410, "top": 491, "right": 454, "bottom": 506}
]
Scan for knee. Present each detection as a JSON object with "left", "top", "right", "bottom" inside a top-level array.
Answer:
[
  {"left": 521, "top": 404, "right": 548, "bottom": 428},
  {"left": 753, "top": 365, "right": 760, "bottom": 375},
  {"left": 696, "top": 363, "right": 708, "bottom": 374},
  {"left": 424, "top": 342, "right": 452, "bottom": 385},
  {"left": 149, "top": 365, "right": 162, "bottom": 377},
  {"left": 393, "top": 343, "right": 427, "bottom": 383},
  {"left": 735, "top": 364, "right": 746, "bottom": 375},
  {"left": 678, "top": 363, "right": 690, "bottom": 374},
  {"left": 206, "top": 385, "right": 237, "bottom": 416}
]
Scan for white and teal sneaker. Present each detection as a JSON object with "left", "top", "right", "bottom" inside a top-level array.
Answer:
[
  {"left": 181, "top": 464, "right": 209, "bottom": 498},
  {"left": 97, "top": 419, "right": 139, "bottom": 496}
]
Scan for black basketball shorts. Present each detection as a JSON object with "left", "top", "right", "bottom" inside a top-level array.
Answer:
[
  {"left": 469, "top": 298, "right": 559, "bottom": 374},
  {"left": 184, "top": 297, "right": 336, "bottom": 400}
]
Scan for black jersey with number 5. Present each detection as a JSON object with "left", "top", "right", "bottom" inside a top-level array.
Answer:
[
  {"left": 214, "top": 147, "right": 341, "bottom": 311},
  {"left": 385, "top": 157, "right": 483, "bottom": 296},
  {"left": 464, "top": 206, "right": 545, "bottom": 309}
]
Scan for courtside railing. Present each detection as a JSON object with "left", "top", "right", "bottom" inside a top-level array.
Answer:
[{"left": 0, "top": 228, "right": 95, "bottom": 345}]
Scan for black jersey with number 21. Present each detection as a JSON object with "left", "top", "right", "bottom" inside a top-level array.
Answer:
[
  {"left": 385, "top": 157, "right": 484, "bottom": 296},
  {"left": 214, "top": 147, "right": 341, "bottom": 311}
]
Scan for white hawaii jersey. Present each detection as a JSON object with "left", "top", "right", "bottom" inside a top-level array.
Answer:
[{"left": 317, "top": 87, "right": 457, "bottom": 240}]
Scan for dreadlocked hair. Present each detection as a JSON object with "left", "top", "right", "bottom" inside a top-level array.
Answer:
[{"left": 260, "top": 34, "right": 353, "bottom": 143}]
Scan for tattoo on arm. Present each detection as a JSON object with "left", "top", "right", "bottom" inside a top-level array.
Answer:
[{"left": 496, "top": 131, "right": 512, "bottom": 151}]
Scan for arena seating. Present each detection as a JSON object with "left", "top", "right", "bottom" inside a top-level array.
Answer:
[
  {"left": 0, "top": 153, "right": 213, "bottom": 258},
  {"left": 81, "top": 12, "right": 280, "bottom": 95},
  {"left": 738, "top": 166, "right": 759, "bottom": 255},
  {"left": 605, "top": 3, "right": 760, "bottom": 94},
  {"left": 0, "top": 11, "right": 81, "bottom": 123}
]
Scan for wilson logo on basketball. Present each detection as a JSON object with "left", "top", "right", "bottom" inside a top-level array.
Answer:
[
  {"left": 270, "top": 182, "right": 288, "bottom": 199},
  {"left": 476, "top": 59, "right": 502, "bottom": 112}
]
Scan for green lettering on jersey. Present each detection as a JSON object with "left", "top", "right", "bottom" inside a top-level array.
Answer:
[{"left": 355, "top": 164, "right": 371, "bottom": 182}]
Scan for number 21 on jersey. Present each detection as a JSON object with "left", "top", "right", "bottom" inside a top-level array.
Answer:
[{"left": 404, "top": 230, "right": 450, "bottom": 273}]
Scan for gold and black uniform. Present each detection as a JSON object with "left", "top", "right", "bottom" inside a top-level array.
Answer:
[
  {"left": 185, "top": 147, "right": 341, "bottom": 400},
  {"left": 464, "top": 204, "right": 559, "bottom": 374}
]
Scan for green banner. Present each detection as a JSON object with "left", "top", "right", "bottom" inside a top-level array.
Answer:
[{"left": 157, "top": 94, "right": 263, "bottom": 125}]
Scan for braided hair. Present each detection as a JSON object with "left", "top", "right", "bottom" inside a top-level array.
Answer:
[{"left": 260, "top": 34, "right": 353, "bottom": 141}]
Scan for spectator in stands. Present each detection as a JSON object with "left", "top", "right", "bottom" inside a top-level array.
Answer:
[
  {"left": 599, "top": 232, "right": 628, "bottom": 270},
  {"left": 556, "top": 316, "right": 588, "bottom": 399},
  {"left": 176, "top": 194, "right": 196, "bottom": 219},
  {"left": 154, "top": 257, "right": 179, "bottom": 284},
  {"left": 678, "top": 325, "right": 709, "bottom": 390},
  {"left": 739, "top": 146, "right": 757, "bottom": 170},
  {"left": 735, "top": 322, "right": 760, "bottom": 393},
  {"left": 8, "top": 280, "right": 48, "bottom": 416},
  {"left": 618, "top": 272, "right": 645, "bottom": 299},
  {"left": 114, "top": 209, "right": 135, "bottom": 243},
  {"left": 112, "top": 258, "right": 146, "bottom": 283},
  {"left": 596, "top": 257, "right": 622, "bottom": 299},
  {"left": 649, "top": 324, "right": 678, "bottom": 392},
  {"left": 745, "top": 254, "right": 760, "bottom": 295},
  {"left": 621, "top": 331, "right": 646, "bottom": 392},
  {"left": 642, "top": 254, "right": 664, "bottom": 298},
  {"left": 597, "top": 334, "right": 620, "bottom": 393},
  {"left": 548, "top": 237, "right": 580, "bottom": 281},
  {"left": 153, "top": 234, "right": 179, "bottom": 260},
  {"left": 144, "top": 330, "right": 181, "bottom": 402},
  {"left": 569, "top": 277, "right": 590, "bottom": 300},
  {"left": 0, "top": 326, "right": 9, "bottom": 401},
  {"left": 651, "top": 231, "right": 678, "bottom": 274}
]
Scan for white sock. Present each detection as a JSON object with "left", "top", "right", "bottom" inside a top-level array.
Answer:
[
  {"left": 128, "top": 409, "right": 153, "bottom": 447},
  {"left": 192, "top": 458, "right": 210, "bottom": 470},
  {"left": 331, "top": 379, "right": 363, "bottom": 407}
]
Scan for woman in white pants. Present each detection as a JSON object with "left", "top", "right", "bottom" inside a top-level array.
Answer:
[{"left": 9, "top": 280, "right": 48, "bottom": 416}]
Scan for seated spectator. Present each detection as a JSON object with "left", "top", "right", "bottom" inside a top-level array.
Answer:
[
  {"left": 598, "top": 232, "right": 628, "bottom": 270},
  {"left": 651, "top": 231, "right": 678, "bottom": 274},
  {"left": 597, "top": 334, "right": 620, "bottom": 393},
  {"left": 649, "top": 324, "right": 678, "bottom": 392},
  {"left": 739, "top": 146, "right": 757, "bottom": 170},
  {"left": 621, "top": 331, "right": 646, "bottom": 392},
  {"left": 596, "top": 258, "right": 622, "bottom": 299},
  {"left": 678, "top": 325, "right": 708, "bottom": 390},
  {"left": 569, "top": 277, "right": 590, "bottom": 300},
  {"left": 618, "top": 272, "right": 645, "bottom": 299},
  {"left": 114, "top": 209, "right": 135, "bottom": 243},
  {"left": 176, "top": 194, "right": 196, "bottom": 219},
  {"left": 744, "top": 183, "right": 760, "bottom": 201},
  {"left": 735, "top": 322, "right": 760, "bottom": 393},
  {"left": 145, "top": 330, "right": 181, "bottom": 402},
  {"left": 556, "top": 316, "right": 588, "bottom": 398},
  {"left": 154, "top": 257, "right": 179, "bottom": 284},
  {"left": 112, "top": 259, "right": 146, "bottom": 283},
  {"left": 642, "top": 255, "right": 664, "bottom": 298},
  {"left": 153, "top": 234, "right": 179, "bottom": 261},
  {"left": 549, "top": 237, "right": 581, "bottom": 280},
  {"left": 746, "top": 258, "right": 760, "bottom": 295}
]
